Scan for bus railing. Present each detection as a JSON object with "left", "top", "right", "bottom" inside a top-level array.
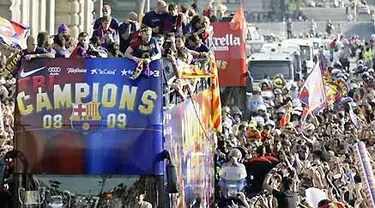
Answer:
[
  {"left": 163, "top": 78, "right": 211, "bottom": 108},
  {"left": 162, "top": 55, "right": 216, "bottom": 108}
]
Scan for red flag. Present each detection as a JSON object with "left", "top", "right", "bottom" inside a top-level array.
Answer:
[
  {"left": 279, "top": 113, "right": 290, "bottom": 127},
  {"left": 231, "top": 5, "right": 248, "bottom": 39}
]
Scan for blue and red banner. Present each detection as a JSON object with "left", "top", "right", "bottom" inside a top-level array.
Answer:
[
  {"left": 15, "top": 58, "right": 163, "bottom": 175},
  {"left": 0, "top": 17, "right": 29, "bottom": 49}
]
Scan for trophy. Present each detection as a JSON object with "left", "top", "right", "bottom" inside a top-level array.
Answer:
[{"left": 18, "top": 187, "right": 46, "bottom": 207}]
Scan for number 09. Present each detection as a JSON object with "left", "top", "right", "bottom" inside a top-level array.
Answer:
[{"left": 107, "top": 113, "right": 127, "bottom": 129}]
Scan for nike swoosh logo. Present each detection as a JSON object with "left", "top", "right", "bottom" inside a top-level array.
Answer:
[{"left": 20, "top": 66, "right": 46, "bottom": 78}]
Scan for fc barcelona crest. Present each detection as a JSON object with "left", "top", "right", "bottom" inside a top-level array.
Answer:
[{"left": 70, "top": 102, "right": 102, "bottom": 135}]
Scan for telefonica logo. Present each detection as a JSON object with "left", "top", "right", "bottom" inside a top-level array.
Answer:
[{"left": 67, "top": 68, "right": 87, "bottom": 74}]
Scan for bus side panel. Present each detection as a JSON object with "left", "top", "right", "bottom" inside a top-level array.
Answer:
[
  {"left": 15, "top": 58, "right": 164, "bottom": 175},
  {"left": 164, "top": 89, "right": 216, "bottom": 208}
]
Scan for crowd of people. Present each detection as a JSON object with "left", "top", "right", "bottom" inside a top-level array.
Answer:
[
  {"left": 215, "top": 33, "right": 375, "bottom": 208},
  {"left": 15, "top": 0, "right": 219, "bottom": 100}
]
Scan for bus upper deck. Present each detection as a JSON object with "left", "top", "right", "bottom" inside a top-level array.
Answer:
[{"left": 8, "top": 57, "right": 219, "bottom": 208}]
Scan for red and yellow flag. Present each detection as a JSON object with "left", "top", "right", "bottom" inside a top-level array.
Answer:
[{"left": 210, "top": 56, "right": 222, "bottom": 132}]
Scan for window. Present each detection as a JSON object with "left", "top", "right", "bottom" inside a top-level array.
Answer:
[
  {"left": 300, "top": 45, "right": 312, "bottom": 61},
  {"left": 249, "top": 61, "right": 291, "bottom": 80}
]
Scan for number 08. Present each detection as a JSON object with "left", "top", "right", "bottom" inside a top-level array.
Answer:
[{"left": 43, "top": 114, "right": 63, "bottom": 129}]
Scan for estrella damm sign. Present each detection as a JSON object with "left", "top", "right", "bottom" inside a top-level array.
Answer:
[{"left": 15, "top": 58, "right": 163, "bottom": 175}]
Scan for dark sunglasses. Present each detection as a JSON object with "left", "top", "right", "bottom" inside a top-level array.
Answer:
[{"left": 140, "top": 29, "right": 151, "bottom": 34}]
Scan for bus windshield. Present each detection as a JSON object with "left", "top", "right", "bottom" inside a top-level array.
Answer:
[
  {"left": 249, "top": 61, "right": 292, "bottom": 80},
  {"left": 249, "top": 42, "right": 264, "bottom": 53}
]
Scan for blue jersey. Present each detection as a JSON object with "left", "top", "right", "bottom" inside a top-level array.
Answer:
[{"left": 130, "top": 37, "right": 159, "bottom": 59}]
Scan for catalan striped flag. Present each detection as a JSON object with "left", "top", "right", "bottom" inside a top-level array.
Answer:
[
  {"left": 86, "top": 102, "right": 101, "bottom": 120},
  {"left": 0, "top": 16, "right": 29, "bottom": 49},
  {"left": 210, "top": 55, "right": 222, "bottom": 132}
]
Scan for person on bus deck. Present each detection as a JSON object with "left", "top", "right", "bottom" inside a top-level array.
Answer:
[
  {"left": 197, "top": 16, "right": 212, "bottom": 44},
  {"left": 175, "top": 35, "right": 199, "bottom": 64},
  {"left": 118, "top": 12, "right": 139, "bottom": 54},
  {"left": 142, "top": 0, "right": 167, "bottom": 35},
  {"left": 70, "top": 32, "right": 90, "bottom": 58},
  {"left": 22, "top": 36, "right": 55, "bottom": 61},
  {"left": 57, "top": 24, "right": 70, "bottom": 36},
  {"left": 37, "top": 32, "right": 56, "bottom": 55},
  {"left": 183, "top": 15, "right": 201, "bottom": 35},
  {"left": 187, "top": 34, "right": 209, "bottom": 53},
  {"left": 53, "top": 34, "right": 71, "bottom": 58},
  {"left": 125, "top": 26, "right": 161, "bottom": 63},
  {"left": 93, "top": 5, "right": 119, "bottom": 30},
  {"left": 92, "top": 15, "right": 119, "bottom": 49},
  {"left": 163, "top": 3, "right": 183, "bottom": 34},
  {"left": 86, "top": 36, "right": 108, "bottom": 58}
]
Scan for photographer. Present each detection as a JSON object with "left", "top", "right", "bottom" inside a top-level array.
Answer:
[
  {"left": 162, "top": 36, "right": 177, "bottom": 59},
  {"left": 119, "top": 12, "right": 139, "bottom": 53}
]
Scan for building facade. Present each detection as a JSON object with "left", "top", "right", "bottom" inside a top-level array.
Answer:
[{"left": 0, "top": 0, "right": 104, "bottom": 39}]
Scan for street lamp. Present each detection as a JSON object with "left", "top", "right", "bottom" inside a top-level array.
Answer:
[{"left": 354, "top": 0, "right": 357, "bottom": 22}]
